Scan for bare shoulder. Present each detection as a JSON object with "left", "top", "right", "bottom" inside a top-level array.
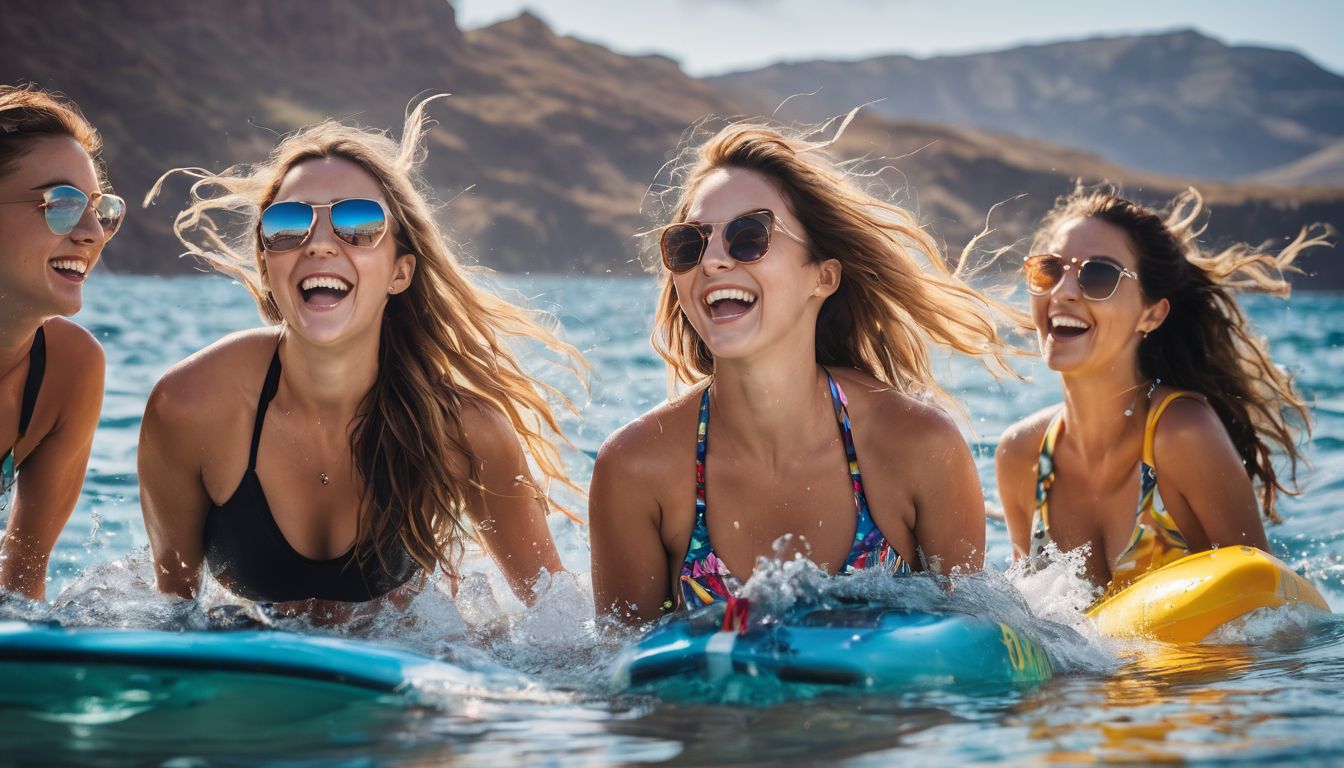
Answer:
[
  {"left": 455, "top": 395, "right": 514, "bottom": 437},
  {"left": 146, "top": 328, "right": 278, "bottom": 427},
  {"left": 40, "top": 317, "right": 105, "bottom": 394},
  {"left": 594, "top": 383, "right": 705, "bottom": 482},
  {"left": 1150, "top": 391, "right": 1226, "bottom": 460},
  {"left": 996, "top": 403, "right": 1060, "bottom": 465},
  {"left": 829, "top": 368, "right": 966, "bottom": 460},
  {"left": 453, "top": 395, "right": 524, "bottom": 459},
  {"left": 41, "top": 316, "right": 104, "bottom": 365}
]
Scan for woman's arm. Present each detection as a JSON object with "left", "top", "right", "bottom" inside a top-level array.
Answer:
[
  {"left": 457, "top": 402, "right": 565, "bottom": 606},
  {"left": 1153, "top": 399, "right": 1270, "bottom": 551},
  {"left": 910, "top": 410, "right": 986, "bottom": 573},
  {"left": 0, "top": 324, "right": 104, "bottom": 600},
  {"left": 138, "top": 372, "right": 213, "bottom": 599},
  {"left": 589, "top": 422, "right": 670, "bottom": 625},
  {"left": 995, "top": 413, "right": 1050, "bottom": 559}
]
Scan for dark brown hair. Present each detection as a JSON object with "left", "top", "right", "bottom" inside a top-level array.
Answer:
[{"left": 0, "top": 84, "right": 104, "bottom": 184}]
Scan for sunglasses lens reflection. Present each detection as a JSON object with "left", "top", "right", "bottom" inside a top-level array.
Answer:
[
  {"left": 330, "top": 199, "right": 387, "bottom": 247},
  {"left": 43, "top": 186, "right": 89, "bottom": 236},
  {"left": 662, "top": 224, "right": 706, "bottom": 273},
  {"left": 259, "top": 201, "right": 315, "bottom": 251},
  {"left": 1078, "top": 261, "right": 1124, "bottom": 300},
  {"left": 95, "top": 194, "right": 126, "bottom": 237},
  {"left": 724, "top": 214, "right": 770, "bottom": 263},
  {"left": 1025, "top": 255, "right": 1063, "bottom": 294}
]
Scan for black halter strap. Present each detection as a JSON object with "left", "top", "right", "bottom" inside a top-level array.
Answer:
[
  {"left": 247, "top": 347, "right": 283, "bottom": 472},
  {"left": 17, "top": 326, "right": 46, "bottom": 437}
]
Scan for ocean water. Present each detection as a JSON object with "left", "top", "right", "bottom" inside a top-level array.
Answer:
[{"left": 5, "top": 273, "right": 1344, "bottom": 766}]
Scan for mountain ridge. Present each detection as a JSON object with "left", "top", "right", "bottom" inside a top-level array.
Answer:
[
  {"left": 2, "top": 6, "right": 1339, "bottom": 285},
  {"left": 710, "top": 29, "right": 1344, "bottom": 182}
]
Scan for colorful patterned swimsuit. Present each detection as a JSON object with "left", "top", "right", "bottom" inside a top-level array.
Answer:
[
  {"left": 1, "top": 327, "right": 46, "bottom": 514},
  {"left": 678, "top": 371, "right": 912, "bottom": 608},
  {"left": 1029, "top": 391, "right": 1199, "bottom": 594}
]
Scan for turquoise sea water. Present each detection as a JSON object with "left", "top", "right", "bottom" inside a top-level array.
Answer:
[{"left": 5, "top": 273, "right": 1344, "bottom": 765}]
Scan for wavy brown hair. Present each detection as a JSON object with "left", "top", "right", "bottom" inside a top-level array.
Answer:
[
  {"left": 649, "top": 116, "right": 1023, "bottom": 407},
  {"left": 1032, "top": 185, "right": 1333, "bottom": 520},
  {"left": 149, "top": 97, "right": 586, "bottom": 575},
  {"left": 0, "top": 83, "right": 104, "bottom": 185}
]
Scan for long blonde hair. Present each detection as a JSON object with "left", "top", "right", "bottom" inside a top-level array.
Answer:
[
  {"left": 1033, "top": 185, "right": 1332, "bottom": 520},
  {"left": 650, "top": 117, "right": 1023, "bottom": 407},
  {"left": 150, "top": 98, "right": 586, "bottom": 575}
]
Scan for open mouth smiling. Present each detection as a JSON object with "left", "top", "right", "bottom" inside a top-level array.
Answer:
[
  {"left": 49, "top": 257, "right": 89, "bottom": 282},
  {"left": 704, "top": 287, "right": 757, "bottom": 322},
  {"left": 298, "top": 274, "right": 353, "bottom": 308},
  {"left": 1049, "top": 314, "right": 1091, "bottom": 339}
]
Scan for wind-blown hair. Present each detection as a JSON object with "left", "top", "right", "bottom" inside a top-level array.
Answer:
[
  {"left": 0, "top": 84, "right": 104, "bottom": 185},
  {"left": 1031, "top": 185, "right": 1332, "bottom": 520},
  {"left": 649, "top": 116, "right": 1022, "bottom": 407},
  {"left": 149, "top": 97, "right": 586, "bottom": 575}
]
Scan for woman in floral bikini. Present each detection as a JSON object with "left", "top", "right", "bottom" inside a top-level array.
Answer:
[{"left": 589, "top": 119, "right": 1020, "bottom": 624}]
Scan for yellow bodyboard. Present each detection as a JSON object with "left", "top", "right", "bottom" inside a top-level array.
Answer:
[{"left": 1087, "top": 546, "right": 1330, "bottom": 643}]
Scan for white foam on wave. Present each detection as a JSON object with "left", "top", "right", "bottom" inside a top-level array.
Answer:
[
  {"left": 4, "top": 531, "right": 1335, "bottom": 705},
  {"left": 1204, "top": 603, "right": 1334, "bottom": 645}
]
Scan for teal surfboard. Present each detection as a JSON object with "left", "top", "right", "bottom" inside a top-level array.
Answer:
[
  {"left": 0, "top": 621, "right": 472, "bottom": 730},
  {"left": 615, "top": 603, "right": 1054, "bottom": 696}
]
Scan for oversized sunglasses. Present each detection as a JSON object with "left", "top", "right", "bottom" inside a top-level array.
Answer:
[
  {"left": 0, "top": 184, "right": 126, "bottom": 238},
  {"left": 1024, "top": 253, "right": 1139, "bottom": 301},
  {"left": 660, "top": 209, "right": 785, "bottom": 274},
  {"left": 258, "top": 198, "right": 390, "bottom": 252}
]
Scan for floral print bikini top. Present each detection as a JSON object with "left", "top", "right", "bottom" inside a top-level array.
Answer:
[{"left": 677, "top": 372, "right": 911, "bottom": 609}]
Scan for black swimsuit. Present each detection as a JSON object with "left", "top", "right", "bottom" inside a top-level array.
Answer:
[
  {"left": 202, "top": 348, "right": 418, "bottom": 603},
  {"left": 0, "top": 327, "right": 46, "bottom": 511}
]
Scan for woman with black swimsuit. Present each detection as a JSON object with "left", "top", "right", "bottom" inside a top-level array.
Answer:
[
  {"left": 0, "top": 85, "right": 123, "bottom": 600},
  {"left": 139, "top": 99, "right": 584, "bottom": 610}
]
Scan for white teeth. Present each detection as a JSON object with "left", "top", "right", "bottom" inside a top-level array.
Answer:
[
  {"left": 300, "top": 275, "right": 352, "bottom": 292},
  {"left": 50, "top": 259, "right": 87, "bottom": 274},
  {"left": 704, "top": 288, "right": 757, "bottom": 305},
  {"left": 1051, "top": 316, "right": 1090, "bottom": 330}
]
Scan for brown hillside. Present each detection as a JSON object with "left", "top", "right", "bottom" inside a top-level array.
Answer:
[{"left": 1, "top": 4, "right": 1339, "bottom": 286}]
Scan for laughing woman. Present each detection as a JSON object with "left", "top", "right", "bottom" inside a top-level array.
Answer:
[
  {"left": 0, "top": 86, "right": 123, "bottom": 600},
  {"left": 589, "top": 121, "right": 1020, "bottom": 624},
  {"left": 995, "top": 187, "right": 1329, "bottom": 595},
  {"left": 139, "top": 100, "right": 583, "bottom": 609}
]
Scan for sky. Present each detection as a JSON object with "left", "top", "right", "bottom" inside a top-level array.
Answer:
[{"left": 456, "top": 0, "right": 1344, "bottom": 77}]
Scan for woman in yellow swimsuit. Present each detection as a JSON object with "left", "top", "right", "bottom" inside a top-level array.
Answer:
[{"left": 995, "top": 186, "right": 1328, "bottom": 594}]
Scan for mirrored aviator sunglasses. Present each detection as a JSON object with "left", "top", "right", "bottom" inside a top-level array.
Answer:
[
  {"left": 660, "top": 209, "right": 775, "bottom": 273},
  {"left": 1023, "top": 253, "right": 1138, "bottom": 301},
  {"left": 258, "top": 198, "right": 389, "bottom": 252},
  {"left": 0, "top": 184, "right": 126, "bottom": 238}
]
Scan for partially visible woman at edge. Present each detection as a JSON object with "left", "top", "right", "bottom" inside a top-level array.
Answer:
[
  {"left": 139, "top": 98, "right": 584, "bottom": 611},
  {"left": 590, "top": 118, "right": 1021, "bottom": 624},
  {"left": 0, "top": 85, "right": 123, "bottom": 600},
  {"left": 996, "top": 186, "right": 1330, "bottom": 596}
]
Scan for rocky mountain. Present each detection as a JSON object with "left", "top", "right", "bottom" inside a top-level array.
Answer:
[
  {"left": 1, "top": 6, "right": 1339, "bottom": 286},
  {"left": 710, "top": 30, "right": 1344, "bottom": 183},
  {"left": 1, "top": 1, "right": 736, "bottom": 274},
  {"left": 808, "top": 113, "right": 1344, "bottom": 287}
]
